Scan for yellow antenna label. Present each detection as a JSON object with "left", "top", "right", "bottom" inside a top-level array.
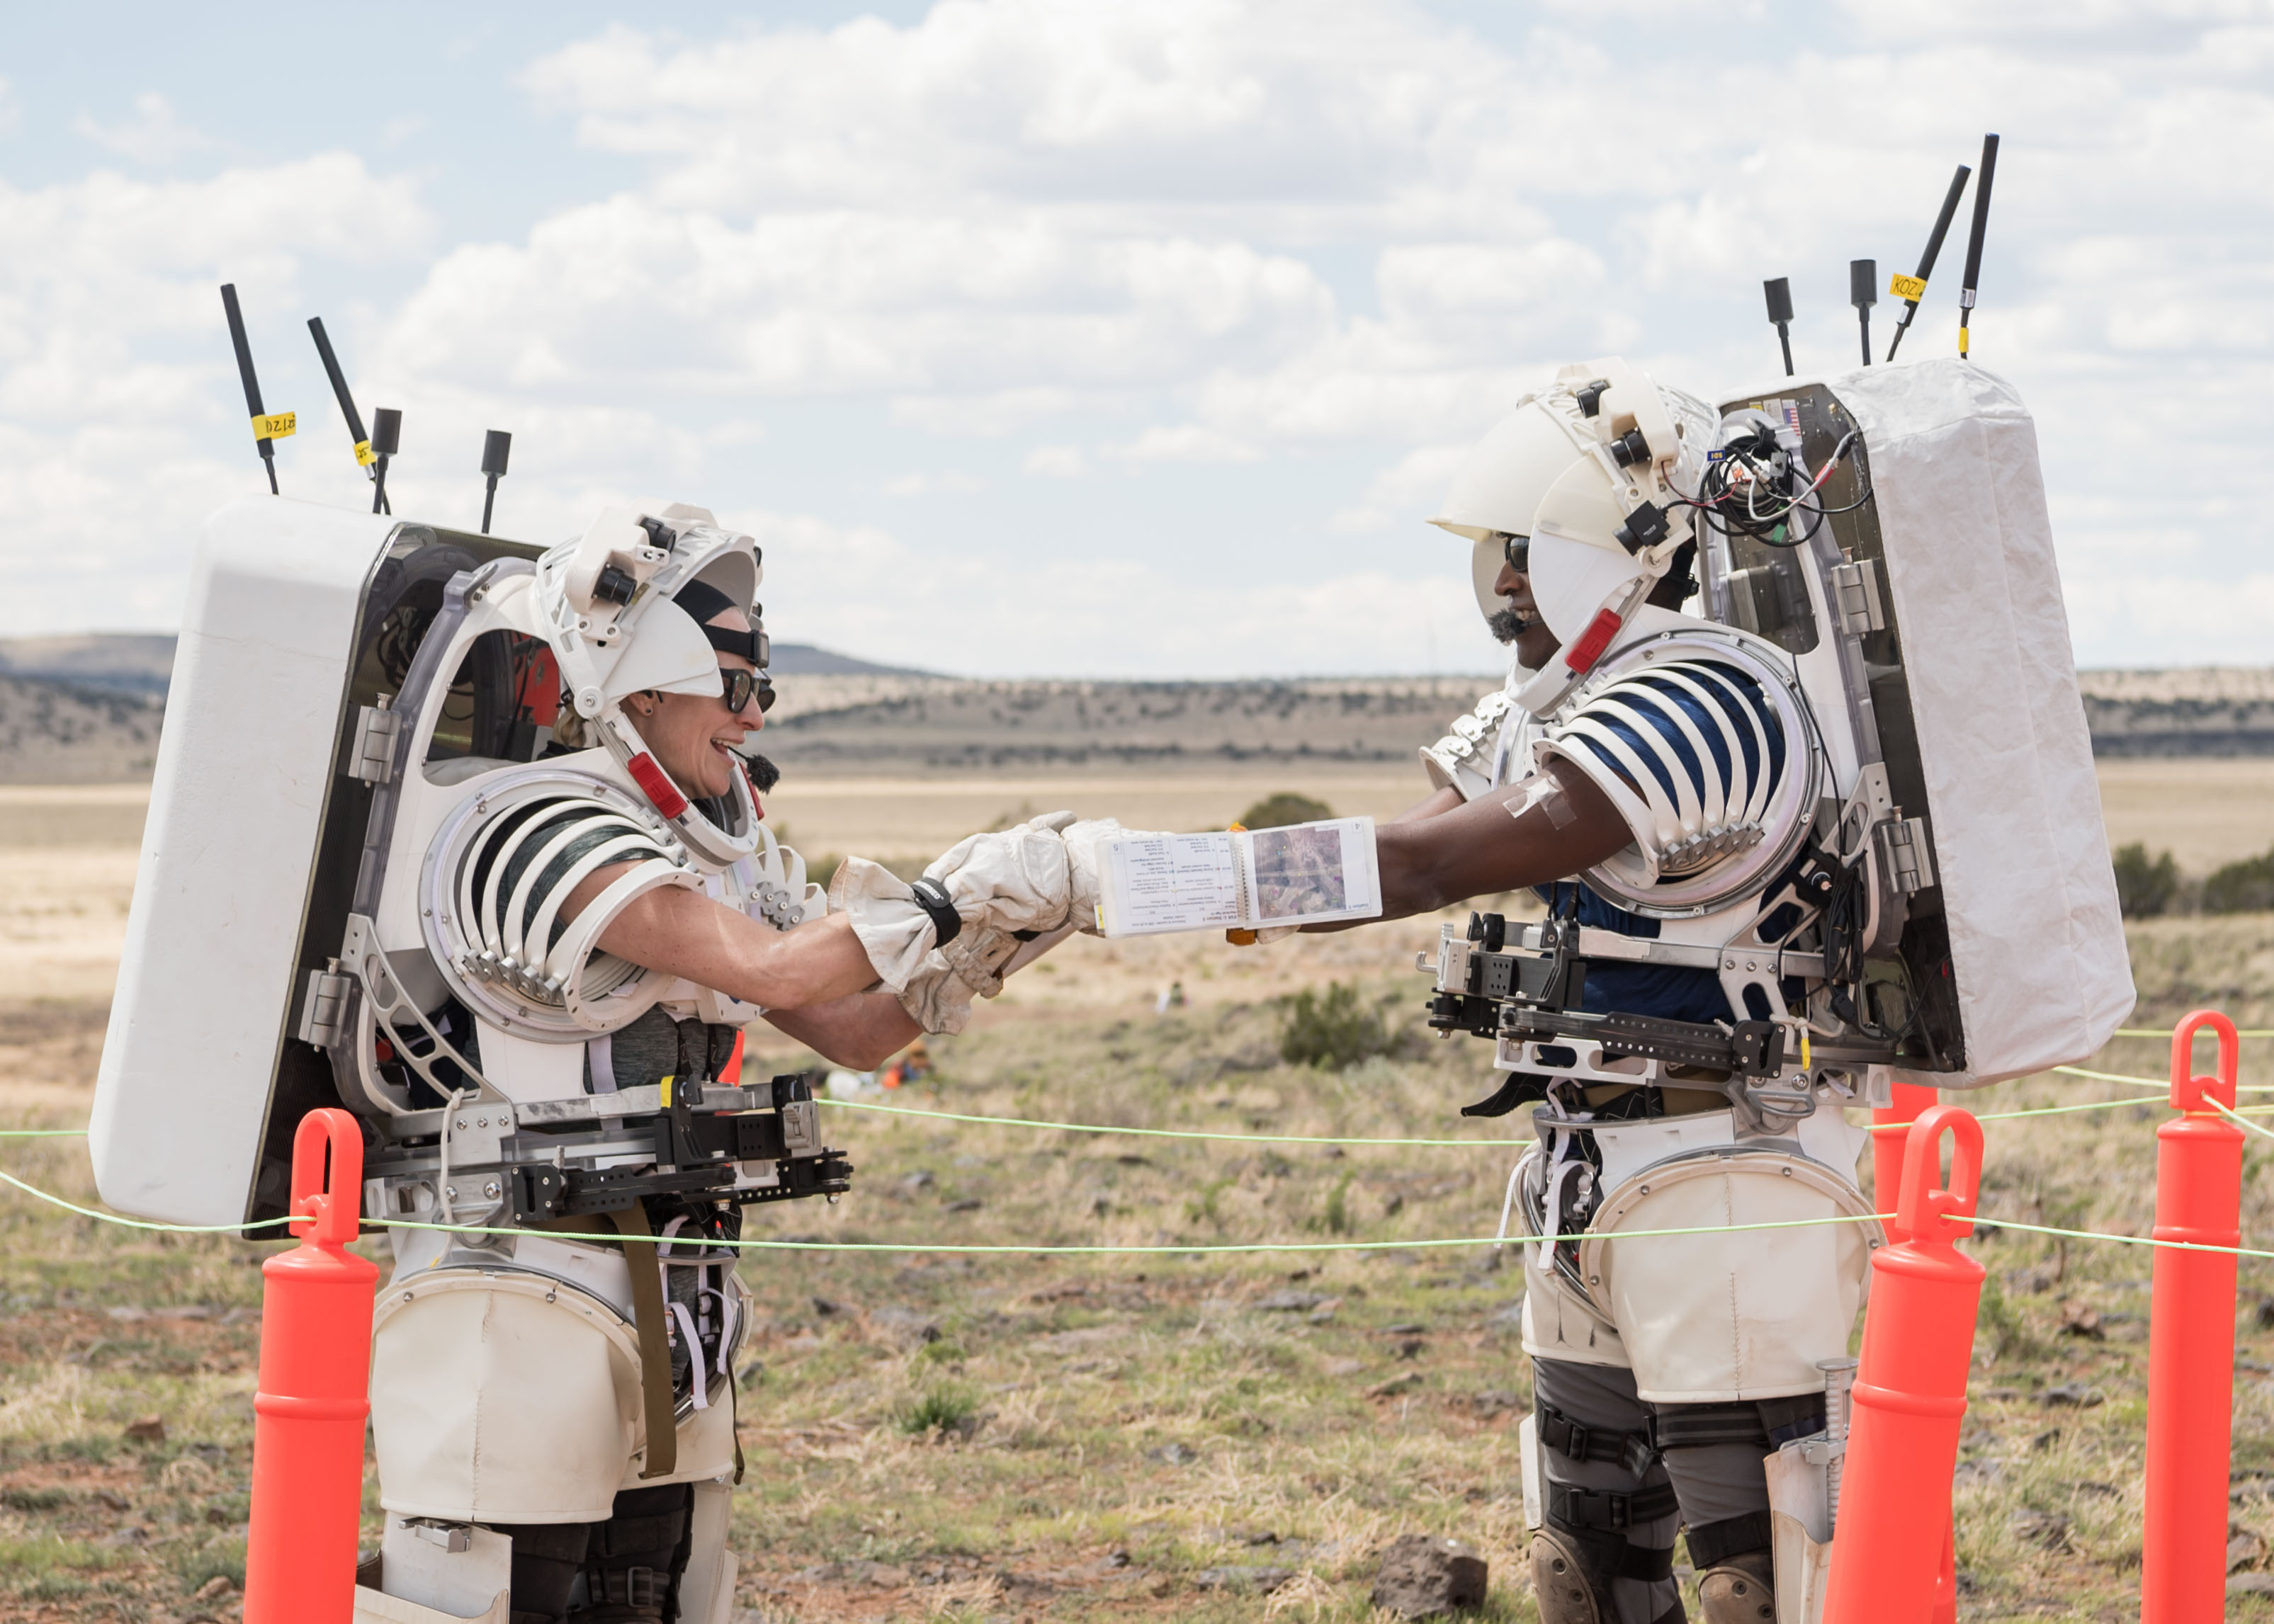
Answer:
[
  {"left": 251, "top": 411, "right": 297, "bottom": 441},
  {"left": 353, "top": 439, "right": 376, "bottom": 467},
  {"left": 1958, "top": 329, "right": 1971, "bottom": 356},
  {"left": 1888, "top": 273, "right": 1927, "bottom": 302}
]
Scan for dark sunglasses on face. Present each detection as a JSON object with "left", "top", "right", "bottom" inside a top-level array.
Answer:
[
  {"left": 1503, "top": 533, "right": 1530, "bottom": 572},
  {"left": 720, "top": 667, "right": 775, "bottom": 713}
]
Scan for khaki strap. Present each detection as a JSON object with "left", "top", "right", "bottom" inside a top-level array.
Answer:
[{"left": 607, "top": 1205, "right": 678, "bottom": 1480}]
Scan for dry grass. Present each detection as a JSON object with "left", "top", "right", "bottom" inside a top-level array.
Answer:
[{"left": 2, "top": 772, "right": 2273, "bottom": 1620}]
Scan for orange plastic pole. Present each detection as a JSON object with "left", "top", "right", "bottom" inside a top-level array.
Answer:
[
  {"left": 1871, "top": 1080, "right": 1955, "bottom": 1623},
  {"left": 244, "top": 1109, "right": 378, "bottom": 1624},
  {"left": 2142, "top": 1010, "right": 2243, "bottom": 1624},
  {"left": 1872, "top": 1079, "right": 1939, "bottom": 1215},
  {"left": 1823, "top": 1104, "right": 1985, "bottom": 1624}
]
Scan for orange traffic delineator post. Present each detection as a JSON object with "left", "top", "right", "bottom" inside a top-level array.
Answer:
[
  {"left": 1823, "top": 1103, "right": 1986, "bottom": 1624},
  {"left": 1871, "top": 1079, "right": 1940, "bottom": 1217},
  {"left": 1868, "top": 1077, "right": 1956, "bottom": 1624},
  {"left": 2143, "top": 1009, "right": 2243, "bottom": 1624},
  {"left": 244, "top": 1108, "right": 378, "bottom": 1624}
]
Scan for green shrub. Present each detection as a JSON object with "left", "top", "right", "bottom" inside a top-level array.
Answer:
[
  {"left": 1277, "top": 981, "right": 1388, "bottom": 1070},
  {"left": 2111, "top": 843, "right": 2181, "bottom": 918},
  {"left": 2203, "top": 846, "right": 2274, "bottom": 914},
  {"left": 1237, "top": 793, "right": 1333, "bottom": 829},
  {"left": 895, "top": 1384, "right": 981, "bottom": 1438}
]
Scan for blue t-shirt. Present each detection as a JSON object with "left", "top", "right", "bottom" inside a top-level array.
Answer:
[{"left": 1534, "top": 880, "right": 1736, "bottom": 1026}]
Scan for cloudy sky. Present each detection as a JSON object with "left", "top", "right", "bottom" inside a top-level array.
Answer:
[{"left": 1, "top": 1, "right": 2266, "bottom": 676}]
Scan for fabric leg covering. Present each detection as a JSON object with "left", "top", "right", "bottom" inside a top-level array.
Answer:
[
  {"left": 1532, "top": 1359, "right": 1683, "bottom": 1624},
  {"left": 606, "top": 1205, "right": 677, "bottom": 1480},
  {"left": 489, "top": 1519, "right": 591, "bottom": 1624},
  {"left": 574, "top": 1483, "right": 694, "bottom": 1622}
]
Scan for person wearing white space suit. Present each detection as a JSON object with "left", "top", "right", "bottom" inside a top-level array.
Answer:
[{"left": 924, "top": 355, "right": 2134, "bottom": 1623}]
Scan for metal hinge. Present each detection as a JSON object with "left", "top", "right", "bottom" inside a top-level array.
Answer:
[
  {"left": 351, "top": 697, "right": 402, "bottom": 783},
  {"left": 296, "top": 960, "right": 353, "bottom": 1050},
  {"left": 1876, "top": 816, "right": 1937, "bottom": 896},
  {"left": 1829, "top": 558, "right": 1887, "bottom": 637}
]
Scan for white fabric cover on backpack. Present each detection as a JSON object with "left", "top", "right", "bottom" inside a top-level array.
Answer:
[{"left": 1831, "top": 360, "right": 2133, "bottom": 1086}]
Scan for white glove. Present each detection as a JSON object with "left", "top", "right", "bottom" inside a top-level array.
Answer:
[
  {"left": 1058, "top": 817, "right": 1129, "bottom": 935},
  {"left": 923, "top": 810, "right": 1078, "bottom": 933},
  {"left": 896, "top": 922, "right": 1079, "bottom": 1035},
  {"left": 832, "top": 812, "right": 1080, "bottom": 995}
]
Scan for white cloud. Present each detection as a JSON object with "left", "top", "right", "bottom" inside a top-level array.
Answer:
[
  {"left": 1111, "top": 424, "right": 1260, "bottom": 463},
  {"left": 6, "top": 1, "right": 2273, "bottom": 674},
  {"left": 1023, "top": 445, "right": 1089, "bottom": 477},
  {"left": 74, "top": 93, "right": 218, "bottom": 166}
]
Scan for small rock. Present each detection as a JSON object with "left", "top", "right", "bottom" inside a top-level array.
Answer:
[
  {"left": 2008, "top": 1509, "right": 2071, "bottom": 1552},
  {"left": 94, "top": 1490, "right": 131, "bottom": 1512},
  {"left": 1147, "top": 1443, "right": 1198, "bottom": 1466},
  {"left": 2041, "top": 1383, "right": 2105, "bottom": 1408},
  {"left": 192, "top": 1575, "right": 237, "bottom": 1601},
  {"left": 1322, "top": 1356, "right": 1367, "bottom": 1378},
  {"left": 125, "top": 1416, "right": 167, "bottom": 1443},
  {"left": 101, "top": 1526, "right": 151, "bottom": 1546},
  {"left": 1396, "top": 1338, "right": 1427, "bottom": 1361},
  {"left": 2256, "top": 1298, "right": 2274, "bottom": 1331},
  {"left": 1371, "top": 1533, "right": 1488, "bottom": 1620},
  {"left": 946, "top": 1198, "right": 983, "bottom": 1213},
  {"left": 738, "top": 1362, "right": 765, "bottom": 1388},
  {"left": 1467, "top": 1390, "right": 1524, "bottom": 1419},
  {"left": 1193, "top": 1565, "right": 1293, "bottom": 1593},
  {"left": 811, "top": 1297, "right": 845, "bottom": 1317},
  {"left": 1308, "top": 1302, "right": 1340, "bottom": 1324},
  {"left": 2231, "top": 1573, "right": 2274, "bottom": 1596},
  {"left": 1369, "top": 1372, "right": 1425, "bottom": 1398},
  {"left": 2231, "top": 1528, "right": 2267, "bottom": 1572},
  {"left": 106, "top": 1306, "right": 149, "bottom": 1322},
  {"left": 901, "top": 1171, "right": 936, "bottom": 1193},
  {"left": 1256, "top": 1291, "right": 1328, "bottom": 1312},
  {"left": 2057, "top": 1299, "right": 2105, "bottom": 1339},
  {"left": 2030, "top": 1429, "right": 2061, "bottom": 1451},
  {"left": 1384, "top": 1322, "right": 1427, "bottom": 1334}
]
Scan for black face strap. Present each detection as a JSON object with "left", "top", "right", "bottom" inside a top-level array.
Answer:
[{"left": 907, "top": 878, "right": 961, "bottom": 948}]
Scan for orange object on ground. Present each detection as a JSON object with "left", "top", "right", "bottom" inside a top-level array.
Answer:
[
  {"left": 1823, "top": 1104, "right": 1985, "bottom": 1624},
  {"left": 2143, "top": 1010, "right": 2243, "bottom": 1624},
  {"left": 244, "top": 1109, "right": 378, "bottom": 1624}
]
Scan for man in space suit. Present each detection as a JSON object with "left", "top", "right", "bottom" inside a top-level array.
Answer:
[{"left": 943, "top": 363, "right": 1862, "bottom": 1624}]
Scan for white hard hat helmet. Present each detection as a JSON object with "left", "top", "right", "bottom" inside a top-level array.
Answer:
[
  {"left": 1430, "top": 360, "right": 1716, "bottom": 713},
  {"left": 536, "top": 502, "right": 769, "bottom": 867}
]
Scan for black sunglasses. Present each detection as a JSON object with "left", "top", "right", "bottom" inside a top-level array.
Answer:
[
  {"left": 1502, "top": 533, "right": 1530, "bottom": 572},
  {"left": 720, "top": 668, "right": 775, "bottom": 714}
]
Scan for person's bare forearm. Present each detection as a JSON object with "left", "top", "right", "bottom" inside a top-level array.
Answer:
[
  {"left": 1305, "top": 762, "right": 1631, "bottom": 931},
  {"left": 764, "top": 993, "right": 920, "bottom": 1071},
  {"left": 584, "top": 885, "right": 883, "bottom": 1009}
]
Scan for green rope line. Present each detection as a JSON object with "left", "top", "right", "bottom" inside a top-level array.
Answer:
[
  {"left": 0, "top": 1169, "right": 292, "bottom": 1233},
  {"left": 2054, "top": 1064, "right": 2274, "bottom": 1094},
  {"left": 1864, "top": 1096, "right": 2150, "bottom": 1132},
  {"left": 817, "top": 1096, "right": 1515, "bottom": 1147},
  {"left": 0, "top": 1129, "right": 91, "bottom": 1137},
  {"left": 2210, "top": 1097, "right": 2274, "bottom": 1143},
  {"left": 365, "top": 1209, "right": 1904, "bottom": 1253}
]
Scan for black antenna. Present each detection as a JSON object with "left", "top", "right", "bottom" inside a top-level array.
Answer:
[
  {"left": 307, "top": 317, "right": 385, "bottom": 507},
  {"left": 1958, "top": 133, "right": 1999, "bottom": 359},
  {"left": 480, "top": 431, "right": 511, "bottom": 534},
  {"left": 1850, "top": 260, "right": 1877, "bottom": 366},
  {"left": 1763, "top": 278, "right": 1795, "bottom": 376},
  {"left": 1886, "top": 163, "right": 1971, "bottom": 361},
  {"left": 369, "top": 409, "right": 400, "bottom": 516},
  {"left": 220, "top": 285, "right": 290, "bottom": 494}
]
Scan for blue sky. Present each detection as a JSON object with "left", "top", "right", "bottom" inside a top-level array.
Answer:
[{"left": 2, "top": 1, "right": 2268, "bottom": 676}]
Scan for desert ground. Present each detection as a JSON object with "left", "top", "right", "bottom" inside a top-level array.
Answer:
[{"left": 0, "top": 766, "right": 2270, "bottom": 1622}]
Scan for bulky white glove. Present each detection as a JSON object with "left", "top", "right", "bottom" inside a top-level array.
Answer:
[
  {"left": 1058, "top": 817, "right": 1128, "bottom": 935},
  {"left": 832, "top": 812, "right": 1080, "bottom": 994}
]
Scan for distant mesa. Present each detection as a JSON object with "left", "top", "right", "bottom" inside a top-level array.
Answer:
[{"left": 0, "top": 635, "right": 2267, "bottom": 783}]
